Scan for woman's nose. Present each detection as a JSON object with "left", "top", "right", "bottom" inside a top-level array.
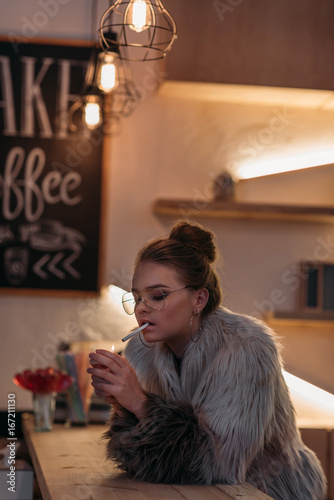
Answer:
[{"left": 135, "top": 297, "right": 149, "bottom": 313}]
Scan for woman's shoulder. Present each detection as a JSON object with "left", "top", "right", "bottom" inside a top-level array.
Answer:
[
  {"left": 206, "top": 306, "right": 281, "bottom": 353},
  {"left": 202, "top": 307, "right": 283, "bottom": 379}
]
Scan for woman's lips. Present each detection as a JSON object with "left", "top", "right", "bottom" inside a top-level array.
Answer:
[{"left": 142, "top": 322, "right": 155, "bottom": 330}]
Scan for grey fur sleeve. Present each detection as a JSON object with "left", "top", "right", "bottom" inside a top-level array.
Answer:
[{"left": 104, "top": 392, "right": 216, "bottom": 484}]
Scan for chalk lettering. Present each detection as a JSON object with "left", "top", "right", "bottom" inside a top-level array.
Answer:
[
  {"left": 0, "top": 55, "right": 87, "bottom": 139},
  {"left": 1, "top": 147, "right": 82, "bottom": 222},
  {"left": 20, "top": 56, "right": 54, "bottom": 138},
  {"left": 0, "top": 56, "right": 17, "bottom": 136}
]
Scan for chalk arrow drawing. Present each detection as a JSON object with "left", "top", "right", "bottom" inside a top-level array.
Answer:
[
  {"left": 63, "top": 251, "right": 81, "bottom": 279},
  {"left": 33, "top": 251, "right": 80, "bottom": 280},
  {"left": 48, "top": 252, "right": 66, "bottom": 279},
  {"left": 33, "top": 253, "right": 50, "bottom": 279}
]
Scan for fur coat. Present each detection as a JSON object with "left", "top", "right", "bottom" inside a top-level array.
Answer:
[{"left": 104, "top": 307, "right": 327, "bottom": 500}]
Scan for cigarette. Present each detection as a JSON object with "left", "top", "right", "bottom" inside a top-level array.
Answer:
[{"left": 122, "top": 322, "right": 149, "bottom": 342}]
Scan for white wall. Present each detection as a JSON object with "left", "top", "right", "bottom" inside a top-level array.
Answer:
[
  {"left": 2, "top": 0, "right": 104, "bottom": 41},
  {"left": 0, "top": 1, "right": 333, "bottom": 410}
]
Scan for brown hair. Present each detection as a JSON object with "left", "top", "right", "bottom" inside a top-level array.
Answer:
[{"left": 135, "top": 221, "right": 223, "bottom": 316}]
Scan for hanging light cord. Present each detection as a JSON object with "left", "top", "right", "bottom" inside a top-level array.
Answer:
[{"left": 91, "top": 0, "right": 98, "bottom": 42}]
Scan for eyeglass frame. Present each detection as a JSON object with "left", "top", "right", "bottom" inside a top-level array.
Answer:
[{"left": 122, "top": 285, "right": 194, "bottom": 315}]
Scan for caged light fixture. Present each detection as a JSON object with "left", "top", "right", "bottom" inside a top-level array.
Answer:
[
  {"left": 68, "top": 0, "right": 176, "bottom": 133},
  {"left": 68, "top": 1, "right": 141, "bottom": 134},
  {"left": 96, "top": 50, "right": 121, "bottom": 93},
  {"left": 99, "top": 0, "right": 177, "bottom": 62},
  {"left": 84, "top": 42, "right": 140, "bottom": 122},
  {"left": 69, "top": 47, "right": 140, "bottom": 133}
]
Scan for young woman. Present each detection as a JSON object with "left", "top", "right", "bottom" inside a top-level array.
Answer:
[{"left": 88, "top": 221, "right": 326, "bottom": 500}]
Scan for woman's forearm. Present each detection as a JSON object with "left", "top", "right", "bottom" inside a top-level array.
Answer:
[{"left": 104, "top": 392, "right": 216, "bottom": 484}]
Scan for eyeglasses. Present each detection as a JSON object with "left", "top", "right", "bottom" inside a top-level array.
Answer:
[{"left": 122, "top": 286, "right": 191, "bottom": 315}]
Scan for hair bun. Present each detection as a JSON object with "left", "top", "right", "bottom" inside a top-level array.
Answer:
[{"left": 169, "top": 221, "right": 217, "bottom": 263}]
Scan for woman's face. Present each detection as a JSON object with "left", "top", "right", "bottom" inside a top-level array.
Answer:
[{"left": 132, "top": 261, "right": 201, "bottom": 354}]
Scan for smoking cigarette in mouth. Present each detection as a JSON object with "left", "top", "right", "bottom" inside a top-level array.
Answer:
[{"left": 122, "top": 322, "right": 149, "bottom": 342}]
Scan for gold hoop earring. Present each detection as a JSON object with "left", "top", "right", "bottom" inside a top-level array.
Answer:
[
  {"left": 190, "top": 311, "right": 201, "bottom": 343},
  {"left": 139, "top": 331, "right": 155, "bottom": 348},
  {"left": 189, "top": 312, "right": 195, "bottom": 330}
]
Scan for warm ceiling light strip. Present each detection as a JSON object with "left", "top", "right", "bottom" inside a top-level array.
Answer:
[{"left": 237, "top": 150, "right": 334, "bottom": 179}]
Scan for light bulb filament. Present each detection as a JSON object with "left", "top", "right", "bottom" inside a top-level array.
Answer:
[
  {"left": 101, "top": 63, "right": 116, "bottom": 91},
  {"left": 84, "top": 98, "right": 101, "bottom": 129},
  {"left": 97, "top": 53, "right": 119, "bottom": 93},
  {"left": 126, "top": 0, "right": 153, "bottom": 33}
]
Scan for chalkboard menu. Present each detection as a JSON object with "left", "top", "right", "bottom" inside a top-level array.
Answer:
[{"left": 0, "top": 39, "right": 104, "bottom": 294}]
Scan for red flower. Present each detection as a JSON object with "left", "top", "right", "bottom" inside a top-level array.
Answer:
[{"left": 13, "top": 368, "right": 72, "bottom": 394}]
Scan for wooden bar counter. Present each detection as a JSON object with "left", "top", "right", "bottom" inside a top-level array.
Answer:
[{"left": 22, "top": 414, "right": 273, "bottom": 500}]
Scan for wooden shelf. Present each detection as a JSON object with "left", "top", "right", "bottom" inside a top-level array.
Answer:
[
  {"left": 264, "top": 310, "right": 334, "bottom": 327},
  {"left": 153, "top": 199, "right": 334, "bottom": 223}
]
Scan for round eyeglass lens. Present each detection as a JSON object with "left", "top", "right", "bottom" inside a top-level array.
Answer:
[
  {"left": 122, "top": 292, "right": 136, "bottom": 315},
  {"left": 122, "top": 289, "right": 167, "bottom": 315},
  {"left": 145, "top": 289, "right": 166, "bottom": 311}
]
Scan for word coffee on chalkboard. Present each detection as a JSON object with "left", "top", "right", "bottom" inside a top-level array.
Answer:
[{"left": 0, "top": 39, "right": 104, "bottom": 293}]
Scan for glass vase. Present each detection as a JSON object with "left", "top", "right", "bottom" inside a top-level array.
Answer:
[{"left": 33, "top": 392, "right": 56, "bottom": 431}]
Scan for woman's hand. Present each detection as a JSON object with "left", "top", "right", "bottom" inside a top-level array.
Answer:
[
  {"left": 87, "top": 349, "right": 147, "bottom": 420},
  {"left": 89, "top": 366, "right": 126, "bottom": 416}
]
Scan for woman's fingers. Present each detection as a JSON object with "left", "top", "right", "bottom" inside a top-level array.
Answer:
[
  {"left": 94, "top": 349, "right": 126, "bottom": 368},
  {"left": 93, "top": 387, "right": 115, "bottom": 404},
  {"left": 91, "top": 380, "right": 115, "bottom": 395},
  {"left": 87, "top": 365, "right": 115, "bottom": 384},
  {"left": 91, "top": 374, "right": 110, "bottom": 384},
  {"left": 89, "top": 358, "right": 105, "bottom": 368},
  {"left": 88, "top": 351, "right": 124, "bottom": 371},
  {"left": 87, "top": 349, "right": 145, "bottom": 415}
]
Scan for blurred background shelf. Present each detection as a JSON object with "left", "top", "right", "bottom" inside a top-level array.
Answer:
[
  {"left": 264, "top": 310, "right": 334, "bottom": 327},
  {"left": 153, "top": 199, "right": 334, "bottom": 223}
]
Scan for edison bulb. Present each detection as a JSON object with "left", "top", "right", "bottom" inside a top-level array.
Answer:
[
  {"left": 125, "top": 0, "right": 154, "bottom": 33},
  {"left": 84, "top": 96, "right": 102, "bottom": 129},
  {"left": 97, "top": 52, "right": 119, "bottom": 93}
]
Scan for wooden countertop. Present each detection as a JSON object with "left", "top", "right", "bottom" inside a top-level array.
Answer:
[{"left": 22, "top": 413, "right": 273, "bottom": 500}]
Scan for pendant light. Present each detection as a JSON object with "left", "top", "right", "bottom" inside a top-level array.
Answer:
[
  {"left": 68, "top": 1, "right": 140, "bottom": 134},
  {"left": 95, "top": 31, "right": 121, "bottom": 93},
  {"left": 99, "top": 0, "right": 177, "bottom": 62},
  {"left": 95, "top": 4, "right": 141, "bottom": 123},
  {"left": 125, "top": 0, "right": 154, "bottom": 33},
  {"left": 84, "top": 94, "right": 102, "bottom": 129},
  {"left": 80, "top": 46, "right": 106, "bottom": 130},
  {"left": 78, "top": 48, "right": 140, "bottom": 132},
  {"left": 96, "top": 52, "right": 120, "bottom": 92}
]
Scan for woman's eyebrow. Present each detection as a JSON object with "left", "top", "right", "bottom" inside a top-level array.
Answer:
[{"left": 132, "top": 284, "right": 171, "bottom": 292}]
